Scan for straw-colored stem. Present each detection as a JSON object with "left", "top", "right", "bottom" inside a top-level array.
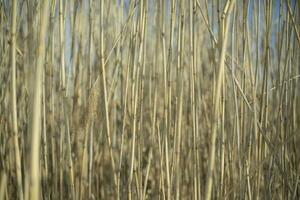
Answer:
[
  {"left": 28, "top": 1, "right": 50, "bottom": 199},
  {"left": 11, "top": 0, "right": 23, "bottom": 199},
  {"left": 205, "top": 1, "right": 235, "bottom": 200}
]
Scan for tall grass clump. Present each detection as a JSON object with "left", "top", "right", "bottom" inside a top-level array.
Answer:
[{"left": 0, "top": 0, "right": 299, "bottom": 199}]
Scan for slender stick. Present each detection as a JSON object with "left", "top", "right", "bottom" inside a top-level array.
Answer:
[
  {"left": 205, "top": 1, "right": 235, "bottom": 200},
  {"left": 99, "top": 0, "right": 117, "bottom": 191},
  {"left": 59, "top": 0, "right": 66, "bottom": 89},
  {"left": 11, "top": 0, "right": 23, "bottom": 199},
  {"left": 28, "top": 0, "right": 50, "bottom": 199}
]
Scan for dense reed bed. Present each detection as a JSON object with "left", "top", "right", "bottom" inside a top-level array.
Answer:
[{"left": 0, "top": 0, "right": 299, "bottom": 199}]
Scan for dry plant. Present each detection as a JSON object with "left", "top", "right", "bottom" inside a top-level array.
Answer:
[{"left": 0, "top": 0, "right": 299, "bottom": 199}]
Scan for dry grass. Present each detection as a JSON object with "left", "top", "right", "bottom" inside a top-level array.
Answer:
[{"left": 0, "top": 0, "right": 300, "bottom": 199}]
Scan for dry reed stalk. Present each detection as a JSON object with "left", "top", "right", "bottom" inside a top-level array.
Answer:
[
  {"left": 205, "top": 1, "right": 236, "bottom": 200},
  {"left": 59, "top": 0, "right": 66, "bottom": 90},
  {"left": 0, "top": 173, "right": 7, "bottom": 200},
  {"left": 10, "top": 0, "right": 23, "bottom": 199},
  {"left": 174, "top": 2, "right": 185, "bottom": 198},
  {"left": 100, "top": 0, "right": 118, "bottom": 194},
  {"left": 28, "top": 0, "right": 50, "bottom": 199},
  {"left": 78, "top": 79, "right": 99, "bottom": 200}
]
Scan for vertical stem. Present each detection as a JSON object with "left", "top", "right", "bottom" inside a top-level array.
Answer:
[
  {"left": 205, "top": 1, "right": 235, "bottom": 200},
  {"left": 100, "top": 0, "right": 117, "bottom": 192},
  {"left": 29, "top": 0, "right": 50, "bottom": 199},
  {"left": 11, "top": 0, "right": 23, "bottom": 199},
  {"left": 59, "top": 0, "right": 66, "bottom": 89}
]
